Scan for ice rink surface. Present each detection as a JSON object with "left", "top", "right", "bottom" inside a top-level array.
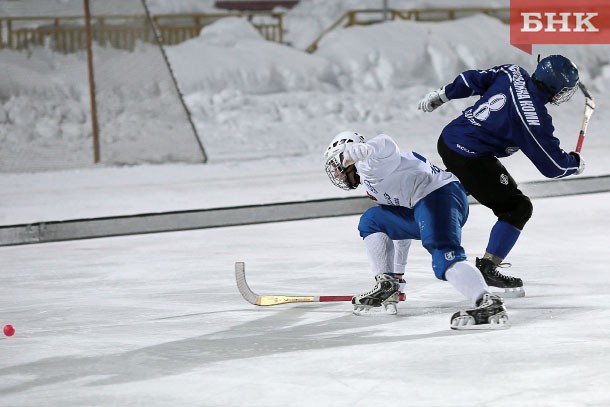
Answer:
[{"left": 1, "top": 192, "right": 609, "bottom": 406}]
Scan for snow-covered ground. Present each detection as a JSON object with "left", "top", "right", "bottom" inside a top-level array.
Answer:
[
  {"left": 2, "top": 1, "right": 609, "bottom": 173},
  {"left": 1, "top": 7, "right": 609, "bottom": 223}
]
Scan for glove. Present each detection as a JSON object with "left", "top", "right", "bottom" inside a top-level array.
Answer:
[
  {"left": 418, "top": 87, "right": 449, "bottom": 112},
  {"left": 569, "top": 151, "right": 585, "bottom": 175},
  {"left": 342, "top": 143, "right": 373, "bottom": 166}
]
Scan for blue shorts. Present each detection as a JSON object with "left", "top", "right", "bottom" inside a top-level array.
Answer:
[{"left": 358, "top": 182, "right": 469, "bottom": 280}]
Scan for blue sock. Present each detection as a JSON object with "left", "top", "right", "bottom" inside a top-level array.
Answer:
[{"left": 485, "top": 221, "right": 521, "bottom": 259}]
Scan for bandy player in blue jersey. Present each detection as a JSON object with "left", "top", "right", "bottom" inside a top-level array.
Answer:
[
  {"left": 418, "top": 55, "right": 585, "bottom": 297},
  {"left": 324, "top": 132, "right": 509, "bottom": 329}
]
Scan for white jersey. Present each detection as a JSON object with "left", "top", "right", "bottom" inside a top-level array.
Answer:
[{"left": 355, "top": 134, "right": 459, "bottom": 208}]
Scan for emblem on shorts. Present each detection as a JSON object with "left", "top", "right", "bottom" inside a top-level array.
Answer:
[
  {"left": 444, "top": 251, "right": 455, "bottom": 261},
  {"left": 500, "top": 174, "right": 509, "bottom": 185}
]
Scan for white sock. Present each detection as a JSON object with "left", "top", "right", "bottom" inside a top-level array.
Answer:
[
  {"left": 392, "top": 239, "right": 411, "bottom": 275},
  {"left": 445, "top": 260, "right": 490, "bottom": 305},
  {"left": 363, "top": 233, "right": 393, "bottom": 277}
]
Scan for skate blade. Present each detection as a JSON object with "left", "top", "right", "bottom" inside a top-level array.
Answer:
[
  {"left": 450, "top": 313, "right": 510, "bottom": 330},
  {"left": 491, "top": 286, "right": 525, "bottom": 298},
  {"left": 353, "top": 303, "right": 398, "bottom": 316}
]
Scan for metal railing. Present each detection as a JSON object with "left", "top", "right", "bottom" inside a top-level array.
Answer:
[
  {"left": 2, "top": 174, "right": 608, "bottom": 246},
  {"left": 0, "top": 12, "right": 284, "bottom": 53},
  {"left": 306, "top": 7, "right": 509, "bottom": 53}
]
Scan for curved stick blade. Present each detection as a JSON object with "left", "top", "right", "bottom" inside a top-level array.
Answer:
[{"left": 235, "top": 262, "right": 258, "bottom": 305}]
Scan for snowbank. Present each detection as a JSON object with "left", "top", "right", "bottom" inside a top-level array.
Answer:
[
  {"left": 1, "top": 11, "right": 609, "bottom": 172},
  {"left": 166, "top": 17, "right": 337, "bottom": 94}
]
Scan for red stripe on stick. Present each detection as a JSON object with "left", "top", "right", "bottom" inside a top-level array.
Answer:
[
  {"left": 576, "top": 131, "right": 585, "bottom": 153},
  {"left": 318, "top": 293, "right": 406, "bottom": 302}
]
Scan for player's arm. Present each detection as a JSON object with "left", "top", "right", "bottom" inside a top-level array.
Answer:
[
  {"left": 342, "top": 135, "right": 402, "bottom": 178},
  {"left": 444, "top": 68, "right": 502, "bottom": 99},
  {"left": 519, "top": 119, "right": 584, "bottom": 178},
  {"left": 342, "top": 134, "right": 398, "bottom": 166},
  {"left": 418, "top": 66, "right": 504, "bottom": 112}
]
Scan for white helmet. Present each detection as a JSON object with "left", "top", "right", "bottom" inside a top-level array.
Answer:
[{"left": 324, "top": 131, "right": 365, "bottom": 190}]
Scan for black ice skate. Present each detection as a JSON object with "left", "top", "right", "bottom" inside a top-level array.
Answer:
[
  {"left": 352, "top": 274, "right": 403, "bottom": 315},
  {"left": 476, "top": 257, "right": 525, "bottom": 298},
  {"left": 450, "top": 293, "right": 510, "bottom": 330}
]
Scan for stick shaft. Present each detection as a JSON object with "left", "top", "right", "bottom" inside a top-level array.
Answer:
[
  {"left": 319, "top": 294, "right": 405, "bottom": 302},
  {"left": 255, "top": 294, "right": 405, "bottom": 306},
  {"left": 235, "top": 262, "right": 405, "bottom": 306},
  {"left": 576, "top": 82, "right": 595, "bottom": 153}
]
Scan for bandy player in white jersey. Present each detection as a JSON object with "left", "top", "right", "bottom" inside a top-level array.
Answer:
[{"left": 324, "top": 131, "right": 509, "bottom": 330}]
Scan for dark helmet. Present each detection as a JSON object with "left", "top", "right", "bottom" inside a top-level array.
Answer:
[{"left": 532, "top": 55, "right": 579, "bottom": 105}]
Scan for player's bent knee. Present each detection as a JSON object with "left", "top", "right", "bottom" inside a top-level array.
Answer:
[
  {"left": 519, "top": 196, "right": 534, "bottom": 221},
  {"left": 501, "top": 196, "right": 533, "bottom": 230},
  {"left": 358, "top": 207, "right": 383, "bottom": 238},
  {"left": 431, "top": 248, "right": 467, "bottom": 280}
]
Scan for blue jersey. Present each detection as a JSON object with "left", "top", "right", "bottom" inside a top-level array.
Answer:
[{"left": 440, "top": 64, "right": 580, "bottom": 179}]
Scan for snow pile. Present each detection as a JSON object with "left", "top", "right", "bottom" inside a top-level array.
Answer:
[
  {"left": 315, "top": 16, "right": 520, "bottom": 91},
  {"left": 166, "top": 17, "right": 336, "bottom": 94},
  {"left": 170, "top": 15, "right": 609, "bottom": 163},
  {"left": 280, "top": 0, "right": 511, "bottom": 49},
  {"left": 315, "top": 15, "right": 610, "bottom": 90},
  {"left": 0, "top": 43, "right": 203, "bottom": 171},
  {"left": 1, "top": 7, "right": 609, "bottom": 172}
]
